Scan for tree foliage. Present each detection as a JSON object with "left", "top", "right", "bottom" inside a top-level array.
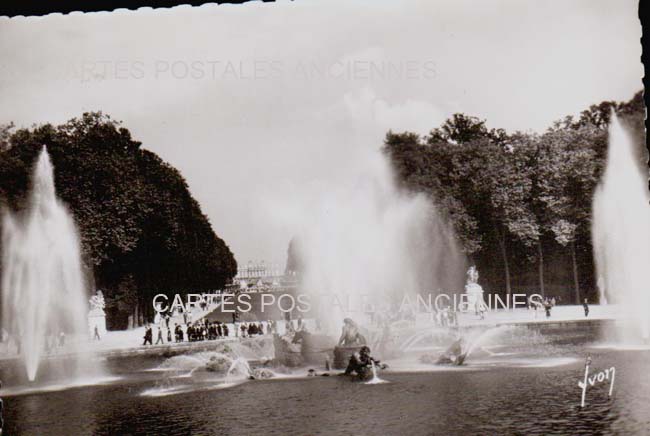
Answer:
[
  {"left": 384, "top": 91, "right": 645, "bottom": 302},
  {"left": 0, "top": 112, "right": 237, "bottom": 329}
]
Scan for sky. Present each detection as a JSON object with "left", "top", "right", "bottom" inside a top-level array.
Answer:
[{"left": 0, "top": 0, "right": 643, "bottom": 266}]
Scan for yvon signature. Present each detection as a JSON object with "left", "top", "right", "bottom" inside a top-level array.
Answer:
[{"left": 578, "top": 355, "right": 615, "bottom": 407}]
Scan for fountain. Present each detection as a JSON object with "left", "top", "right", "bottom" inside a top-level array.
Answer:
[
  {"left": 592, "top": 113, "right": 650, "bottom": 342},
  {"left": 224, "top": 357, "right": 253, "bottom": 385},
  {"left": 596, "top": 275, "right": 608, "bottom": 306},
  {"left": 1, "top": 147, "right": 89, "bottom": 381},
  {"left": 364, "top": 360, "right": 387, "bottom": 384},
  {"left": 154, "top": 338, "right": 276, "bottom": 384},
  {"left": 286, "top": 147, "right": 465, "bottom": 335}
]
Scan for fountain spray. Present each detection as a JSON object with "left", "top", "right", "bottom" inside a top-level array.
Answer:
[
  {"left": 592, "top": 113, "right": 650, "bottom": 342},
  {"left": 1, "top": 147, "right": 89, "bottom": 380}
]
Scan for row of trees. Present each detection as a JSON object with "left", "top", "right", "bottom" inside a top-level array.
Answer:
[
  {"left": 0, "top": 112, "right": 237, "bottom": 329},
  {"left": 384, "top": 91, "right": 645, "bottom": 303}
]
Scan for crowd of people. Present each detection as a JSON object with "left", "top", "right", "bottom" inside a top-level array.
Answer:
[
  {"left": 182, "top": 321, "right": 231, "bottom": 342},
  {"left": 140, "top": 315, "right": 281, "bottom": 346},
  {"left": 138, "top": 294, "right": 592, "bottom": 348},
  {"left": 239, "top": 321, "right": 272, "bottom": 338}
]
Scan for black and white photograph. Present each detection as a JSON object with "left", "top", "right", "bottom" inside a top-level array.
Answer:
[{"left": 0, "top": 1, "right": 646, "bottom": 434}]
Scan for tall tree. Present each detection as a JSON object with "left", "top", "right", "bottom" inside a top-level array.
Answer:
[
  {"left": 383, "top": 92, "right": 644, "bottom": 302},
  {"left": 538, "top": 126, "right": 600, "bottom": 302},
  {"left": 0, "top": 112, "right": 237, "bottom": 329}
]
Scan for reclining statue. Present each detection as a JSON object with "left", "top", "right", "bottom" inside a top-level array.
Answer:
[
  {"left": 343, "top": 346, "right": 387, "bottom": 380},
  {"left": 436, "top": 337, "right": 467, "bottom": 366}
]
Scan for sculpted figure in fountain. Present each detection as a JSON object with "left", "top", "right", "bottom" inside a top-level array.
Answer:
[
  {"left": 435, "top": 337, "right": 467, "bottom": 366},
  {"left": 88, "top": 290, "right": 107, "bottom": 337},
  {"left": 465, "top": 266, "right": 487, "bottom": 316},
  {"left": 332, "top": 318, "right": 369, "bottom": 369},
  {"left": 343, "top": 345, "right": 386, "bottom": 381},
  {"left": 338, "top": 318, "right": 367, "bottom": 346}
]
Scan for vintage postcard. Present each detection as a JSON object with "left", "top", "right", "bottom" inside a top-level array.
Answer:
[{"left": 0, "top": 1, "right": 645, "bottom": 435}]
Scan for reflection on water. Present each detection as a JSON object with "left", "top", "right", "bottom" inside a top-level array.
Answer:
[
  {"left": 140, "top": 380, "right": 246, "bottom": 398},
  {"left": 0, "top": 375, "right": 121, "bottom": 397},
  {"left": 1, "top": 336, "right": 649, "bottom": 435},
  {"left": 589, "top": 343, "right": 650, "bottom": 351}
]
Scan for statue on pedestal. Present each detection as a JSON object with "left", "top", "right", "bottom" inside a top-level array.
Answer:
[
  {"left": 88, "top": 290, "right": 107, "bottom": 337},
  {"left": 464, "top": 266, "right": 487, "bottom": 316}
]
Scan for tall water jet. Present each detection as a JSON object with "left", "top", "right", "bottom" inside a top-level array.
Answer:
[
  {"left": 1, "top": 147, "right": 89, "bottom": 380},
  {"left": 263, "top": 91, "right": 466, "bottom": 336},
  {"left": 284, "top": 149, "right": 465, "bottom": 334},
  {"left": 592, "top": 113, "right": 650, "bottom": 342}
]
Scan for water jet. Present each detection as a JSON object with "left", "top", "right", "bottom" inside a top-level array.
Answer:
[
  {"left": 592, "top": 114, "right": 650, "bottom": 343},
  {"left": 1, "top": 147, "right": 89, "bottom": 381}
]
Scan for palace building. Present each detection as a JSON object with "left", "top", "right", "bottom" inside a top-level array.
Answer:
[{"left": 231, "top": 260, "right": 298, "bottom": 293}]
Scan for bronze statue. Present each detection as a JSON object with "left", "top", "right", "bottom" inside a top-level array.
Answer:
[
  {"left": 343, "top": 346, "right": 387, "bottom": 380},
  {"left": 338, "top": 318, "right": 366, "bottom": 346}
]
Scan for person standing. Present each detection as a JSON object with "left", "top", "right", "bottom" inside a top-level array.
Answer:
[
  {"left": 544, "top": 299, "right": 552, "bottom": 318},
  {"left": 155, "top": 327, "right": 164, "bottom": 345},
  {"left": 93, "top": 325, "right": 101, "bottom": 341},
  {"left": 143, "top": 324, "right": 153, "bottom": 346},
  {"left": 583, "top": 298, "right": 589, "bottom": 317}
]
